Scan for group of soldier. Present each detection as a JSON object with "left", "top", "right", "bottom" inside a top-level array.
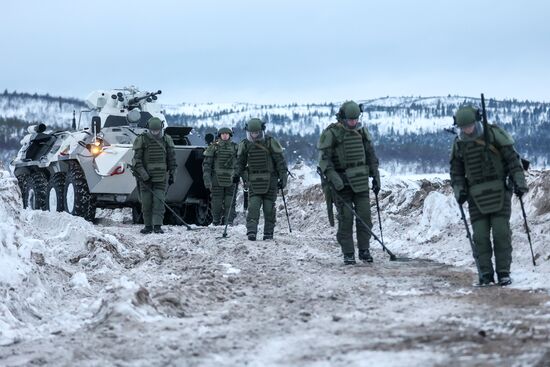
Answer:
[{"left": 132, "top": 100, "right": 528, "bottom": 287}]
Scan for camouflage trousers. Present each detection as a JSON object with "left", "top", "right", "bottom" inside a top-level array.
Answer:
[
  {"left": 139, "top": 181, "right": 166, "bottom": 226},
  {"left": 246, "top": 180, "right": 277, "bottom": 237},
  {"left": 469, "top": 191, "right": 513, "bottom": 278},
  {"left": 210, "top": 184, "right": 237, "bottom": 225},
  {"left": 334, "top": 187, "right": 372, "bottom": 255}
]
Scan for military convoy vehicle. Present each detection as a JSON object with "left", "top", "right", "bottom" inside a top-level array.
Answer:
[{"left": 10, "top": 87, "right": 212, "bottom": 225}]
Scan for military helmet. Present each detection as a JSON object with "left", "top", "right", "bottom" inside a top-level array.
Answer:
[
  {"left": 245, "top": 118, "right": 265, "bottom": 132},
  {"left": 217, "top": 127, "right": 233, "bottom": 137},
  {"left": 148, "top": 117, "right": 163, "bottom": 130},
  {"left": 454, "top": 106, "right": 481, "bottom": 127},
  {"left": 338, "top": 101, "right": 361, "bottom": 120}
]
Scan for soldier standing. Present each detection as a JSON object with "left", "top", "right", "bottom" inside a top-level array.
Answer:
[
  {"left": 234, "top": 118, "right": 288, "bottom": 241},
  {"left": 450, "top": 106, "right": 528, "bottom": 286},
  {"left": 202, "top": 127, "right": 238, "bottom": 226},
  {"left": 318, "top": 101, "right": 380, "bottom": 265},
  {"left": 132, "top": 117, "right": 177, "bottom": 234}
]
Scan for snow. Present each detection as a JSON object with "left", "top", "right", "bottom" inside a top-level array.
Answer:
[{"left": 1, "top": 167, "right": 550, "bottom": 365}]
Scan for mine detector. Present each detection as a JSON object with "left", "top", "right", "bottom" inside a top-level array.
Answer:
[{"left": 10, "top": 87, "right": 212, "bottom": 225}]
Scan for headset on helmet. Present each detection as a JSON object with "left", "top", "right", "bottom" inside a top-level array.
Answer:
[
  {"left": 337, "top": 101, "right": 361, "bottom": 121},
  {"left": 453, "top": 106, "right": 482, "bottom": 127},
  {"left": 146, "top": 117, "right": 164, "bottom": 130},
  {"left": 245, "top": 118, "right": 266, "bottom": 132},
  {"left": 217, "top": 127, "right": 234, "bottom": 138}
]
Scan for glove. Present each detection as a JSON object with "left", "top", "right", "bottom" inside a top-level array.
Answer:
[
  {"left": 514, "top": 185, "right": 528, "bottom": 198},
  {"left": 372, "top": 177, "right": 380, "bottom": 195},
  {"left": 138, "top": 168, "right": 150, "bottom": 182},
  {"left": 278, "top": 175, "right": 287, "bottom": 189},
  {"left": 168, "top": 173, "right": 175, "bottom": 186},
  {"left": 455, "top": 190, "right": 468, "bottom": 205},
  {"left": 232, "top": 175, "right": 240, "bottom": 184},
  {"left": 326, "top": 170, "right": 344, "bottom": 191}
]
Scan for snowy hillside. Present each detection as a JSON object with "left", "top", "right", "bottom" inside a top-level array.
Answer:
[
  {"left": 1, "top": 166, "right": 550, "bottom": 365},
  {"left": 2, "top": 91, "right": 550, "bottom": 172}
]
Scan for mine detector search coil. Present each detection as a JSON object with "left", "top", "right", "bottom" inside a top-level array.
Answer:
[
  {"left": 127, "top": 163, "right": 195, "bottom": 231},
  {"left": 316, "top": 167, "right": 410, "bottom": 262}
]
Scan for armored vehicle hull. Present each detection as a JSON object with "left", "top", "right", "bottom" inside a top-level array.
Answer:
[{"left": 10, "top": 87, "right": 211, "bottom": 225}]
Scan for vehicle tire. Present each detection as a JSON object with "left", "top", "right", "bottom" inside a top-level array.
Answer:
[
  {"left": 132, "top": 205, "right": 144, "bottom": 224},
  {"left": 45, "top": 173, "right": 66, "bottom": 212},
  {"left": 64, "top": 162, "right": 96, "bottom": 221},
  {"left": 194, "top": 203, "right": 212, "bottom": 226},
  {"left": 21, "top": 172, "right": 48, "bottom": 210}
]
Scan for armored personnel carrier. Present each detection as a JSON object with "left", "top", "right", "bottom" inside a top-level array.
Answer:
[{"left": 10, "top": 87, "right": 211, "bottom": 225}]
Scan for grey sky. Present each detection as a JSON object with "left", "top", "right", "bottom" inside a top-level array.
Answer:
[{"left": 1, "top": 0, "right": 549, "bottom": 104}]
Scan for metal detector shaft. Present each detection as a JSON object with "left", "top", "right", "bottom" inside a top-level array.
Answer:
[
  {"left": 518, "top": 196, "right": 536, "bottom": 266},
  {"left": 458, "top": 204, "right": 481, "bottom": 276},
  {"left": 280, "top": 187, "right": 292, "bottom": 233},
  {"left": 375, "top": 192, "right": 385, "bottom": 253},
  {"left": 317, "top": 167, "right": 396, "bottom": 260}
]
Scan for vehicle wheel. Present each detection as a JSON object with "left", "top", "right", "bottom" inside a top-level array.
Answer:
[
  {"left": 21, "top": 172, "right": 48, "bottom": 210},
  {"left": 194, "top": 203, "right": 212, "bottom": 226},
  {"left": 64, "top": 163, "right": 96, "bottom": 221},
  {"left": 132, "top": 205, "right": 144, "bottom": 224},
  {"left": 45, "top": 173, "right": 66, "bottom": 212}
]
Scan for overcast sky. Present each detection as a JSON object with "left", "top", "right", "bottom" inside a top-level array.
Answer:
[{"left": 1, "top": 0, "right": 549, "bottom": 104}]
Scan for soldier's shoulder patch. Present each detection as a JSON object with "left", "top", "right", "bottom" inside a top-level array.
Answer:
[
  {"left": 132, "top": 135, "right": 145, "bottom": 149},
  {"left": 270, "top": 138, "right": 284, "bottom": 153},
  {"left": 317, "top": 129, "right": 334, "bottom": 149},
  {"left": 164, "top": 134, "right": 175, "bottom": 147},
  {"left": 203, "top": 145, "right": 215, "bottom": 157},
  {"left": 491, "top": 125, "right": 515, "bottom": 146},
  {"left": 361, "top": 127, "right": 373, "bottom": 141}
]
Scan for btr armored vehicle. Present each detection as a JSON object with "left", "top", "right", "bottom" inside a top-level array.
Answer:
[{"left": 10, "top": 87, "right": 211, "bottom": 225}]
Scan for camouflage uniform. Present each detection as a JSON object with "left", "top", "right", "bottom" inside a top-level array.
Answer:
[
  {"left": 132, "top": 117, "right": 177, "bottom": 233},
  {"left": 234, "top": 118, "right": 288, "bottom": 241},
  {"left": 318, "top": 101, "right": 380, "bottom": 264},
  {"left": 450, "top": 106, "right": 528, "bottom": 285},
  {"left": 202, "top": 127, "right": 238, "bottom": 225}
]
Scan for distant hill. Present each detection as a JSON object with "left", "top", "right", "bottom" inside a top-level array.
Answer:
[{"left": 1, "top": 90, "right": 549, "bottom": 173}]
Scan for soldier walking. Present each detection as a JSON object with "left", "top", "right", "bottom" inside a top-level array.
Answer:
[
  {"left": 450, "top": 106, "right": 528, "bottom": 286},
  {"left": 132, "top": 117, "right": 177, "bottom": 234},
  {"left": 234, "top": 118, "right": 288, "bottom": 241},
  {"left": 202, "top": 127, "right": 238, "bottom": 226},
  {"left": 317, "top": 101, "right": 380, "bottom": 265}
]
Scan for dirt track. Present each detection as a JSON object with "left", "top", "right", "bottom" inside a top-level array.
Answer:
[{"left": 2, "top": 219, "right": 550, "bottom": 367}]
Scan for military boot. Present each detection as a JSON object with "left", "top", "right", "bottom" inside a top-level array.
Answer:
[
  {"left": 247, "top": 232, "right": 256, "bottom": 241},
  {"left": 477, "top": 274, "right": 495, "bottom": 287},
  {"left": 343, "top": 253, "right": 356, "bottom": 265},
  {"left": 358, "top": 249, "right": 373, "bottom": 263},
  {"left": 263, "top": 233, "right": 273, "bottom": 240},
  {"left": 497, "top": 272, "right": 512, "bottom": 286},
  {"left": 140, "top": 226, "right": 153, "bottom": 234},
  {"left": 153, "top": 225, "right": 164, "bottom": 234}
]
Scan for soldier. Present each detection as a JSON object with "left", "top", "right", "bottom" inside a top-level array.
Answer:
[
  {"left": 234, "top": 118, "right": 288, "bottom": 241},
  {"left": 318, "top": 101, "right": 380, "bottom": 265},
  {"left": 202, "top": 127, "right": 238, "bottom": 226},
  {"left": 450, "top": 106, "right": 528, "bottom": 286},
  {"left": 132, "top": 117, "right": 177, "bottom": 234}
]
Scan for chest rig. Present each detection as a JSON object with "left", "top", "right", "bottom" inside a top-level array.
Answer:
[
  {"left": 331, "top": 126, "right": 370, "bottom": 193},
  {"left": 458, "top": 132, "right": 506, "bottom": 214},
  {"left": 246, "top": 139, "right": 275, "bottom": 195},
  {"left": 213, "top": 141, "right": 236, "bottom": 187},
  {"left": 143, "top": 134, "right": 168, "bottom": 182}
]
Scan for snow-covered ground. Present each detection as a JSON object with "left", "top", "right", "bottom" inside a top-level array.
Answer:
[{"left": 1, "top": 167, "right": 550, "bottom": 366}]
